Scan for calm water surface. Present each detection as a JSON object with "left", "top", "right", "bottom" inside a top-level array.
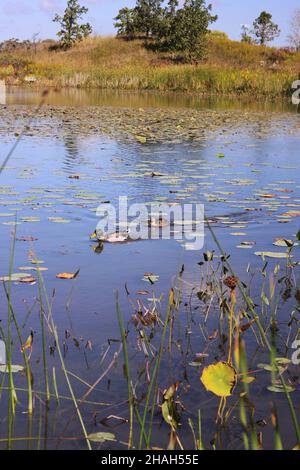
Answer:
[{"left": 0, "top": 88, "right": 299, "bottom": 449}]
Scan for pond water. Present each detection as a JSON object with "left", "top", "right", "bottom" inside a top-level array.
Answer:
[
  {"left": 3, "top": 85, "right": 298, "bottom": 112},
  {"left": 0, "top": 88, "right": 299, "bottom": 450}
]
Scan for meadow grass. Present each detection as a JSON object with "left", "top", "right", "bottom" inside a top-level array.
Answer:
[{"left": 0, "top": 35, "right": 299, "bottom": 98}]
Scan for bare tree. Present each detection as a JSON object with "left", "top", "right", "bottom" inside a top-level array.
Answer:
[{"left": 288, "top": 8, "right": 300, "bottom": 51}]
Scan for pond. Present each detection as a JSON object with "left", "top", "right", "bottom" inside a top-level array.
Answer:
[{"left": 0, "top": 88, "right": 299, "bottom": 450}]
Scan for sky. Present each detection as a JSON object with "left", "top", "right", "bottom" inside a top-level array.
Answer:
[{"left": 0, "top": 0, "right": 298, "bottom": 46}]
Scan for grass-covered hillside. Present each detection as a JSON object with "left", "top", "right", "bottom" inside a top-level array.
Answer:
[{"left": 0, "top": 34, "right": 299, "bottom": 98}]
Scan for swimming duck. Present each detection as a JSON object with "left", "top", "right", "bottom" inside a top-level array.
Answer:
[
  {"left": 90, "top": 229, "right": 131, "bottom": 243},
  {"left": 147, "top": 216, "right": 169, "bottom": 228}
]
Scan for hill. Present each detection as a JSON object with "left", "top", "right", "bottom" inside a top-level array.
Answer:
[{"left": 0, "top": 34, "right": 299, "bottom": 98}]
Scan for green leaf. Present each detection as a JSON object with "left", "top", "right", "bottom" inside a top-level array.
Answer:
[
  {"left": 268, "top": 385, "right": 295, "bottom": 393},
  {"left": 87, "top": 432, "right": 116, "bottom": 443},
  {"left": 261, "top": 293, "right": 270, "bottom": 306}
]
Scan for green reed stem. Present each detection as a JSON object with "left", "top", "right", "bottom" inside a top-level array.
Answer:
[
  {"left": 116, "top": 292, "right": 134, "bottom": 449},
  {"left": 36, "top": 269, "right": 92, "bottom": 450},
  {"left": 205, "top": 217, "right": 300, "bottom": 446},
  {"left": 37, "top": 277, "right": 50, "bottom": 403}
]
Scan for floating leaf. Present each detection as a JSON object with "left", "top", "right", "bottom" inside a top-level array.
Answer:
[
  {"left": 21, "top": 216, "right": 40, "bottom": 223},
  {"left": 17, "top": 236, "right": 38, "bottom": 242},
  {"left": 135, "top": 135, "right": 147, "bottom": 144},
  {"left": 87, "top": 432, "right": 116, "bottom": 443},
  {"left": 143, "top": 273, "right": 160, "bottom": 284},
  {"left": 56, "top": 269, "right": 80, "bottom": 280},
  {"left": 20, "top": 277, "right": 36, "bottom": 284},
  {"left": 0, "top": 364, "right": 24, "bottom": 374},
  {"left": 268, "top": 385, "right": 295, "bottom": 393},
  {"left": 255, "top": 252, "right": 291, "bottom": 259},
  {"left": 201, "top": 362, "right": 237, "bottom": 397},
  {"left": 273, "top": 239, "right": 296, "bottom": 247},
  {"left": 0, "top": 273, "right": 30, "bottom": 282},
  {"left": 48, "top": 217, "right": 71, "bottom": 223},
  {"left": 282, "top": 211, "right": 300, "bottom": 218}
]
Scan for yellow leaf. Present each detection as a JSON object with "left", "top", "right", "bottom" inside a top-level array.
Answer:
[
  {"left": 21, "top": 332, "right": 33, "bottom": 352},
  {"left": 200, "top": 362, "right": 237, "bottom": 397},
  {"left": 135, "top": 135, "right": 147, "bottom": 144},
  {"left": 241, "top": 376, "right": 256, "bottom": 384}
]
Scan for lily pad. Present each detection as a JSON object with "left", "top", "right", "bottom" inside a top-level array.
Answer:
[
  {"left": 87, "top": 432, "right": 116, "bottom": 443},
  {"left": 0, "top": 273, "right": 30, "bottom": 282},
  {"left": 201, "top": 362, "right": 237, "bottom": 397},
  {"left": 255, "top": 252, "right": 291, "bottom": 259},
  {"left": 0, "top": 364, "right": 24, "bottom": 374}
]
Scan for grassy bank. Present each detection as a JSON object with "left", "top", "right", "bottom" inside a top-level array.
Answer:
[{"left": 0, "top": 35, "right": 299, "bottom": 98}]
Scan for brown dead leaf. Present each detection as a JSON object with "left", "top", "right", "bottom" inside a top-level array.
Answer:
[
  {"left": 282, "top": 211, "right": 300, "bottom": 217},
  {"left": 17, "top": 236, "right": 38, "bottom": 242},
  {"left": 276, "top": 188, "right": 293, "bottom": 193},
  {"left": 239, "top": 319, "right": 256, "bottom": 333},
  {"left": 20, "top": 277, "right": 36, "bottom": 284},
  {"left": 259, "top": 194, "right": 276, "bottom": 199},
  {"left": 208, "top": 330, "right": 218, "bottom": 341},
  {"left": 56, "top": 269, "right": 80, "bottom": 280},
  {"left": 68, "top": 175, "right": 80, "bottom": 179}
]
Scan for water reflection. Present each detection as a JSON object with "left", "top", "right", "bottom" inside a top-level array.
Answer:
[
  {"left": 63, "top": 134, "right": 80, "bottom": 165},
  {"left": 5, "top": 85, "right": 297, "bottom": 113},
  {"left": 0, "top": 80, "right": 6, "bottom": 104}
]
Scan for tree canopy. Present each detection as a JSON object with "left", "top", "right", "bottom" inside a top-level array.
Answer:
[
  {"left": 114, "top": 0, "right": 217, "bottom": 63},
  {"left": 53, "top": 0, "right": 92, "bottom": 49},
  {"left": 252, "top": 11, "right": 280, "bottom": 46}
]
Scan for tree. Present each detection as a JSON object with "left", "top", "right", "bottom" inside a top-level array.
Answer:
[
  {"left": 114, "top": 8, "right": 137, "bottom": 37},
  {"left": 160, "top": 0, "right": 179, "bottom": 45},
  {"left": 113, "top": 0, "right": 217, "bottom": 63},
  {"left": 53, "top": 0, "right": 92, "bottom": 49},
  {"left": 252, "top": 11, "right": 280, "bottom": 46},
  {"left": 241, "top": 24, "right": 253, "bottom": 44},
  {"left": 134, "top": 0, "right": 164, "bottom": 39},
  {"left": 169, "top": 0, "right": 217, "bottom": 63},
  {"left": 288, "top": 8, "right": 300, "bottom": 51}
]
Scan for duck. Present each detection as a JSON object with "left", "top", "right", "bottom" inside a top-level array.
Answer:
[
  {"left": 90, "top": 229, "right": 131, "bottom": 244},
  {"left": 147, "top": 216, "right": 169, "bottom": 228}
]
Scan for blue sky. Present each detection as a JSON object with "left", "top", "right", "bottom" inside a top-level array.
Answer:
[{"left": 0, "top": 0, "right": 298, "bottom": 46}]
